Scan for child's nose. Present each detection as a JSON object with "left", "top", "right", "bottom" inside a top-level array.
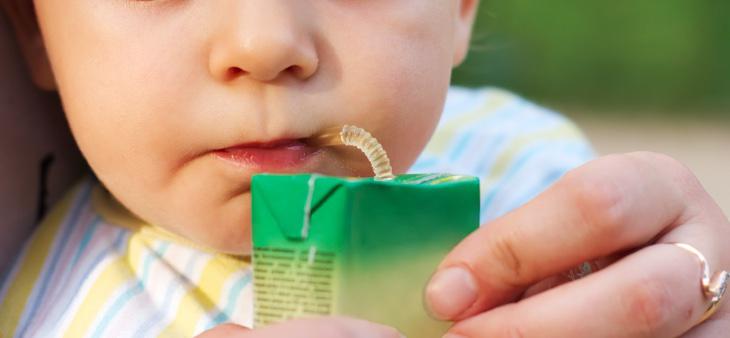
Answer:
[{"left": 208, "top": 1, "right": 319, "bottom": 83}]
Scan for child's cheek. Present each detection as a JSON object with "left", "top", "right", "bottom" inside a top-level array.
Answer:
[
  {"left": 345, "top": 58, "right": 449, "bottom": 173},
  {"left": 41, "top": 5, "right": 209, "bottom": 188},
  {"left": 326, "top": 16, "right": 454, "bottom": 172}
]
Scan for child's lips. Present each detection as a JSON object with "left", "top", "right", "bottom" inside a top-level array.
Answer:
[{"left": 213, "top": 139, "right": 323, "bottom": 172}]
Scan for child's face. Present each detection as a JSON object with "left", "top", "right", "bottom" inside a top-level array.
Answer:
[{"left": 28, "top": 0, "right": 477, "bottom": 254}]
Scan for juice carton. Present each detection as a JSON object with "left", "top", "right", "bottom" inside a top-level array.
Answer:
[{"left": 251, "top": 173, "right": 479, "bottom": 336}]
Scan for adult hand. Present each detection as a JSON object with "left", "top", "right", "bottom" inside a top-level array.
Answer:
[
  {"left": 426, "top": 152, "right": 730, "bottom": 337},
  {"left": 196, "top": 316, "right": 402, "bottom": 338}
]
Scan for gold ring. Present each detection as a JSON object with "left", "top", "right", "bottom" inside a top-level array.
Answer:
[{"left": 671, "top": 243, "right": 729, "bottom": 323}]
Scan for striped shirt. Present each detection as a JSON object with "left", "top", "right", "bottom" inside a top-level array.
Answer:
[{"left": 0, "top": 87, "right": 594, "bottom": 337}]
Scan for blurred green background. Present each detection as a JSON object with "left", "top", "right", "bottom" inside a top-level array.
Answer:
[
  {"left": 452, "top": 0, "right": 730, "bottom": 117},
  {"left": 450, "top": 1, "right": 729, "bottom": 214}
]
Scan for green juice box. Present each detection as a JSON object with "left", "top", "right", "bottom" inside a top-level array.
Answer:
[{"left": 251, "top": 173, "right": 479, "bottom": 337}]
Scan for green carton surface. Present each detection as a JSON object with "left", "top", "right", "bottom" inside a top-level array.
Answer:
[{"left": 251, "top": 173, "right": 479, "bottom": 336}]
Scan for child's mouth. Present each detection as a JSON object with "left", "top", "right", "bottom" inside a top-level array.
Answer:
[{"left": 213, "top": 139, "right": 323, "bottom": 172}]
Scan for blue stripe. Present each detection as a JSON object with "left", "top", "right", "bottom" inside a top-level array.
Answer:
[
  {"left": 71, "top": 218, "right": 102, "bottom": 268},
  {"left": 142, "top": 243, "right": 171, "bottom": 282},
  {"left": 481, "top": 99, "right": 568, "bottom": 140},
  {"left": 47, "top": 228, "right": 129, "bottom": 335},
  {"left": 481, "top": 142, "right": 556, "bottom": 210},
  {"left": 21, "top": 229, "right": 128, "bottom": 337},
  {"left": 448, "top": 132, "right": 474, "bottom": 162},
  {"left": 222, "top": 272, "right": 252, "bottom": 317},
  {"left": 209, "top": 311, "right": 230, "bottom": 328},
  {"left": 445, "top": 98, "right": 521, "bottom": 163},
  {"left": 471, "top": 133, "right": 507, "bottom": 176},
  {"left": 15, "top": 183, "right": 93, "bottom": 338},
  {"left": 132, "top": 248, "right": 201, "bottom": 337},
  {"left": 451, "top": 99, "right": 525, "bottom": 167},
  {"left": 48, "top": 217, "right": 101, "bottom": 299},
  {"left": 204, "top": 270, "right": 252, "bottom": 330},
  {"left": 200, "top": 273, "right": 254, "bottom": 331},
  {"left": 480, "top": 142, "right": 590, "bottom": 217},
  {"left": 90, "top": 242, "right": 170, "bottom": 338},
  {"left": 472, "top": 114, "right": 582, "bottom": 178},
  {"left": 90, "top": 283, "right": 145, "bottom": 338},
  {"left": 23, "top": 217, "right": 103, "bottom": 335},
  {"left": 498, "top": 145, "right": 594, "bottom": 214},
  {"left": 409, "top": 157, "right": 438, "bottom": 172}
]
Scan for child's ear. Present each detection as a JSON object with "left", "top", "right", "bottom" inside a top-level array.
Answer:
[
  {"left": 452, "top": 0, "right": 479, "bottom": 67},
  {"left": 1, "top": 0, "right": 56, "bottom": 90}
]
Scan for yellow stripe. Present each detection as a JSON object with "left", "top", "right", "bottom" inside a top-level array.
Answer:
[
  {"left": 424, "top": 89, "right": 515, "bottom": 155},
  {"left": 0, "top": 183, "right": 83, "bottom": 336},
  {"left": 155, "top": 258, "right": 220, "bottom": 337},
  {"left": 61, "top": 231, "right": 142, "bottom": 338},
  {"left": 481, "top": 122, "right": 585, "bottom": 193},
  {"left": 157, "top": 255, "right": 248, "bottom": 337},
  {"left": 156, "top": 286, "right": 212, "bottom": 337},
  {"left": 123, "top": 232, "right": 147, "bottom": 291},
  {"left": 90, "top": 180, "right": 251, "bottom": 336},
  {"left": 61, "top": 255, "right": 132, "bottom": 338}
]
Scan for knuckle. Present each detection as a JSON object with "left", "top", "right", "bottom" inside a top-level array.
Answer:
[
  {"left": 624, "top": 278, "right": 674, "bottom": 336},
  {"left": 627, "top": 152, "right": 701, "bottom": 192},
  {"left": 563, "top": 161, "right": 630, "bottom": 238},
  {"left": 488, "top": 231, "right": 527, "bottom": 286},
  {"left": 626, "top": 152, "right": 709, "bottom": 217}
]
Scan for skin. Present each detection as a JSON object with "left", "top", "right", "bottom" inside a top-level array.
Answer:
[
  {"left": 14, "top": 0, "right": 477, "bottom": 255},
  {"left": 427, "top": 152, "right": 730, "bottom": 338},
  {"left": 196, "top": 317, "right": 402, "bottom": 338},
  {"left": 3, "top": 0, "right": 728, "bottom": 337}
]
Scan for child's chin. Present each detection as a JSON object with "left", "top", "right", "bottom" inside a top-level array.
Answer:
[
  {"left": 205, "top": 233, "right": 252, "bottom": 256},
  {"left": 220, "top": 245, "right": 252, "bottom": 256},
  {"left": 183, "top": 223, "right": 252, "bottom": 256}
]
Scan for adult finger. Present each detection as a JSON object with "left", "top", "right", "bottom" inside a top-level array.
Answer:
[
  {"left": 682, "top": 305, "right": 730, "bottom": 337},
  {"left": 425, "top": 153, "right": 701, "bottom": 320},
  {"left": 196, "top": 323, "right": 250, "bottom": 337},
  {"left": 521, "top": 256, "right": 618, "bottom": 298},
  {"left": 445, "top": 244, "right": 717, "bottom": 338},
  {"left": 196, "top": 316, "right": 403, "bottom": 338}
]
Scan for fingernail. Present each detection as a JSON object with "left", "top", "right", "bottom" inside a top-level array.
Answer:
[{"left": 425, "top": 266, "right": 478, "bottom": 320}]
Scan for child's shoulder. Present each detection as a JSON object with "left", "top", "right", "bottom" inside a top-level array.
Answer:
[
  {"left": 412, "top": 87, "right": 596, "bottom": 221},
  {"left": 424, "top": 86, "right": 589, "bottom": 159},
  {"left": 0, "top": 179, "right": 128, "bottom": 336},
  {"left": 0, "top": 179, "right": 253, "bottom": 337}
]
